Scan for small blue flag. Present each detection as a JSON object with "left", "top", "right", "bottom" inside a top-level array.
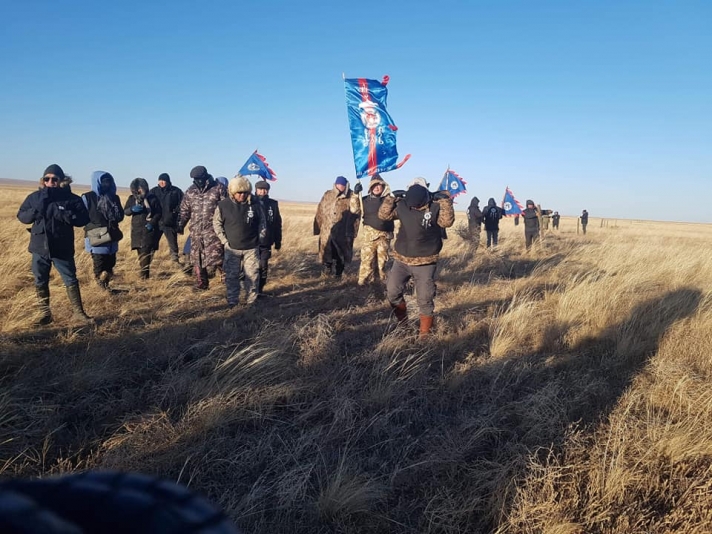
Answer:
[
  {"left": 502, "top": 186, "right": 524, "bottom": 216},
  {"left": 238, "top": 151, "right": 277, "bottom": 181},
  {"left": 438, "top": 169, "right": 467, "bottom": 199}
]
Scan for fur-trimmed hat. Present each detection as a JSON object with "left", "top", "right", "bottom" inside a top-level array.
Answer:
[{"left": 229, "top": 175, "right": 252, "bottom": 195}]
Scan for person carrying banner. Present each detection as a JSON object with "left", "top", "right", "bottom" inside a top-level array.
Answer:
[
  {"left": 378, "top": 182, "right": 454, "bottom": 339},
  {"left": 523, "top": 200, "right": 541, "bottom": 250},
  {"left": 150, "top": 173, "right": 183, "bottom": 265},
  {"left": 17, "top": 164, "right": 93, "bottom": 325},
  {"left": 213, "top": 176, "right": 264, "bottom": 308},
  {"left": 552, "top": 211, "right": 560, "bottom": 230},
  {"left": 482, "top": 198, "right": 503, "bottom": 248},
  {"left": 177, "top": 166, "right": 227, "bottom": 290},
  {"left": 580, "top": 210, "right": 589, "bottom": 235},
  {"left": 82, "top": 171, "right": 124, "bottom": 291},
  {"left": 254, "top": 180, "right": 282, "bottom": 294},
  {"left": 353, "top": 174, "right": 393, "bottom": 286},
  {"left": 466, "top": 196, "right": 483, "bottom": 250},
  {"left": 124, "top": 178, "right": 162, "bottom": 280},
  {"left": 313, "top": 176, "right": 361, "bottom": 278}
]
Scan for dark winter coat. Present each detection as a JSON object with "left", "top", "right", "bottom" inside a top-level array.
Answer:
[
  {"left": 82, "top": 171, "right": 124, "bottom": 254},
  {"left": 467, "top": 197, "right": 483, "bottom": 233},
  {"left": 313, "top": 183, "right": 361, "bottom": 264},
  {"left": 482, "top": 199, "right": 503, "bottom": 231},
  {"left": 124, "top": 178, "right": 162, "bottom": 250},
  {"left": 523, "top": 207, "right": 540, "bottom": 233},
  {"left": 256, "top": 195, "right": 282, "bottom": 249},
  {"left": 17, "top": 186, "right": 90, "bottom": 260},
  {"left": 581, "top": 211, "right": 589, "bottom": 225},
  {"left": 150, "top": 183, "right": 183, "bottom": 228},
  {"left": 178, "top": 177, "right": 227, "bottom": 269}
]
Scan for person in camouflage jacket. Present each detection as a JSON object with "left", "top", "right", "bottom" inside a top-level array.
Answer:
[{"left": 177, "top": 166, "right": 227, "bottom": 289}]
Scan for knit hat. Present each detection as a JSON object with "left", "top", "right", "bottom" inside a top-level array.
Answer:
[
  {"left": 334, "top": 176, "right": 348, "bottom": 187},
  {"left": 190, "top": 166, "right": 208, "bottom": 180},
  {"left": 158, "top": 173, "right": 171, "bottom": 184},
  {"left": 255, "top": 180, "right": 270, "bottom": 191},
  {"left": 405, "top": 184, "right": 430, "bottom": 209},
  {"left": 43, "top": 164, "right": 65, "bottom": 180},
  {"left": 229, "top": 176, "right": 252, "bottom": 195}
]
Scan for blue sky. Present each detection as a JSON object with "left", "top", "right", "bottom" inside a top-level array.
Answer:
[{"left": 1, "top": 0, "right": 710, "bottom": 221}]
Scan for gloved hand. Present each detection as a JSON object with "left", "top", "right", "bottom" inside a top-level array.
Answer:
[
  {"left": 131, "top": 204, "right": 144, "bottom": 214},
  {"left": 145, "top": 223, "right": 154, "bottom": 231},
  {"left": 432, "top": 191, "right": 451, "bottom": 200},
  {"left": 353, "top": 182, "right": 363, "bottom": 194},
  {"left": 392, "top": 190, "right": 407, "bottom": 199},
  {"left": 275, "top": 242, "right": 281, "bottom": 251}
]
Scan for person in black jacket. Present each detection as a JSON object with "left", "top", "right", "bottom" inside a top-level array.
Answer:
[
  {"left": 213, "top": 176, "right": 265, "bottom": 308},
  {"left": 254, "top": 180, "right": 282, "bottom": 294},
  {"left": 17, "top": 164, "right": 93, "bottom": 325},
  {"left": 124, "top": 178, "right": 162, "bottom": 280},
  {"left": 482, "top": 198, "right": 503, "bottom": 248},
  {"left": 522, "top": 199, "right": 541, "bottom": 250},
  {"left": 150, "top": 173, "right": 183, "bottom": 265},
  {"left": 580, "top": 209, "right": 589, "bottom": 235},
  {"left": 552, "top": 211, "right": 560, "bottom": 230}
]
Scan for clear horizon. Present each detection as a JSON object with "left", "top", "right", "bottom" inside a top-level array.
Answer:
[{"left": 1, "top": 1, "right": 710, "bottom": 222}]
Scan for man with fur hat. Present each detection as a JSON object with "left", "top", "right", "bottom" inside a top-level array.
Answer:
[
  {"left": 150, "top": 173, "right": 183, "bottom": 265},
  {"left": 353, "top": 174, "right": 393, "bottom": 286},
  {"left": 378, "top": 180, "right": 455, "bottom": 339},
  {"left": 213, "top": 176, "right": 265, "bottom": 307},
  {"left": 124, "top": 178, "right": 162, "bottom": 279},
  {"left": 466, "top": 196, "right": 483, "bottom": 251},
  {"left": 17, "top": 164, "right": 93, "bottom": 325},
  {"left": 313, "top": 176, "right": 361, "bottom": 278},
  {"left": 254, "top": 180, "right": 282, "bottom": 294},
  {"left": 522, "top": 199, "right": 541, "bottom": 250},
  {"left": 177, "top": 166, "right": 227, "bottom": 290}
]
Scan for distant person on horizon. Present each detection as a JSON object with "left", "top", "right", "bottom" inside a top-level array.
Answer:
[
  {"left": 355, "top": 173, "right": 393, "bottom": 286},
  {"left": 523, "top": 200, "right": 541, "bottom": 250},
  {"left": 254, "top": 180, "right": 282, "bottom": 295},
  {"left": 580, "top": 209, "right": 589, "bottom": 235},
  {"left": 482, "top": 198, "right": 503, "bottom": 248},
  {"left": 552, "top": 211, "right": 560, "bottom": 230},
  {"left": 177, "top": 166, "right": 227, "bottom": 290},
  {"left": 150, "top": 173, "right": 183, "bottom": 266},
  {"left": 124, "top": 178, "right": 162, "bottom": 280},
  {"left": 378, "top": 181, "right": 454, "bottom": 339},
  {"left": 313, "top": 176, "right": 361, "bottom": 279},
  {"left": 82, "top": 171, "right": 124, "bottom": 290},
  {"left": 17, "top": 164, "right": 93, "bottom": 326},
  {"left": 466, "top": 196, "right": 483, "bottom": 251}
]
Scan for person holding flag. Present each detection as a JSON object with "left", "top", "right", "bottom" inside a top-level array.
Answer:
[
  {"left": 378, "top": 180, "right": 454, "bottom": 339},
  {"left": 354, "top": 173, "right": 393, "bottom": 286}
]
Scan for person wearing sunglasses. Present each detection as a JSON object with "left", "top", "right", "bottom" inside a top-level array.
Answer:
[{"left": 17, "top": 164, "right": 94, "bottom": 326}]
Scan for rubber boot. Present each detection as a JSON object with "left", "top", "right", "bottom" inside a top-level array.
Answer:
[
  {"left": 392, "top": 301, "right": 408, "bottom": 324},
  {"left": 139, "top": 253, "right": 151, "bottom": 280},
  {"left": 35, "top": 284, "right": 52, "bottom": 326},
  {"left": 66, "top": 284, "right": 94, "bottom": 325},
  {"left": 419, "top": 315, "right": 434, "bottom": 339}
]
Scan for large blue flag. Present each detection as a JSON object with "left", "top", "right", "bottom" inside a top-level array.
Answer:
[
  {"left": 238, "top": 151, "right": 277, "bottom": 181},
  {"left": 438, "top": 169, "right": 467, "bottom": 199},
  {"left": 502, "top": 186, "right": 524, "bottom": 216},
  {"left": 344, "top": 75, "right": 410, "bottom": 178}
]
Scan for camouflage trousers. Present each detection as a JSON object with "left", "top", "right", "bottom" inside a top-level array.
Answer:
[
  {"left": 358, "top": 230, "right": 391, "bottom": 285},
  {"left": 224, "top": 246, "right": 259, "bottom": 306}
]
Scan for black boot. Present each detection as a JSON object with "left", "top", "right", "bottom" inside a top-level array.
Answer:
[
  {"left": 66, "top": 284, "right": 94, "bottom": 325},
  {"left": 139, "top": 252, "right": 152, "bottom": 280},
  {"left": 35, "top": 284, "right": 52, "bottom": 326}
]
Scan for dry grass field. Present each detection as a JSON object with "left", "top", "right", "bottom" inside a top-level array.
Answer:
[{"left": 1, "top": 184, "right": 711, "bottom": 533}]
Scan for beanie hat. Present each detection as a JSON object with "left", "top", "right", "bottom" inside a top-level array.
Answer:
[
  {"left": 215, "top": 176, "right": 229, "bottom": 187},
  {"left": 334, "top": 176, "right": 348, "bottom": 187},
  {"left": 158, "top": 173, "right": 171, "bottom": 184},
  {"left": 43, "top": 164, "right": 65, "bottom": 180},
  {"left": 190, "top": 165, "right": 208, "bottom": 180},
  {"left": 405, "top": 184, "right": 430, "bottom": 209},
  {"left": 255, "top": 180, "right": 271, "bottom": 191},
  {"left": 229, "top": 176, "right": 252, "bottom": 195}
]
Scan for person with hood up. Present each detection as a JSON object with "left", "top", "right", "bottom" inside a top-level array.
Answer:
[
  {"left": 177, "top": 166, "right": 228, "bottom": 290},
  {"left": 313, "top": 176, "right": 361, "bottom": 278},
  {"left": 254, "top": 180, "right": 282, "bottom": 294},
  {"left": 124, "top": 178, "right": 162, "bottom": 279},
  {"left": 353, "top": 174, "right": 393, "bottom": 286},
  {"left": 150, "top": 173, "right": 183, "bottom": 265},
  {"left": 482, "top": 198, "right": 504, "bottom": 248},
  {"left": 213, "top": 176, "right": 265, "bottom": 308},
  {"left": 522, "top": 199, "right": 541, "bottom": 250},
  {"left": 552, "top": 211, "right": 560, "bottom": 230},
  {"left": 378, "top": 180, "right": 455, "bottom": 339},
  {"left": 580, "top": 209, "right": 589, "bottom": 235},
  {"left": 17, "top": 164, "right": 93, "bottom": 325},
  {"left": 81, "top": 171, "right": 124, "bottom": 290},
  {"left": 466, "top": 196, "right": 483, "bottom": 250}
]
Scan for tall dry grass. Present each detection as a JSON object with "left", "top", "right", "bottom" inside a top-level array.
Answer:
[{"left": 1, "top": 185, "right": 711, "bottom": 532}]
